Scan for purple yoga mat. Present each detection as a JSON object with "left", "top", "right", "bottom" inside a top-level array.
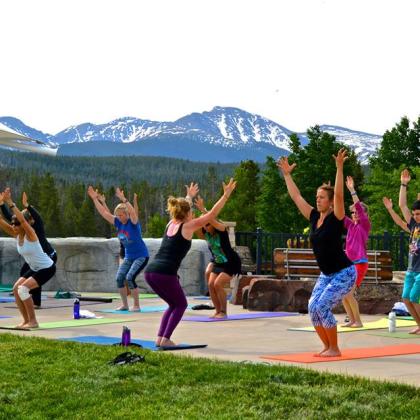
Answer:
[{"left": 182, "top": 312, "right": 300, "bottom": 322}]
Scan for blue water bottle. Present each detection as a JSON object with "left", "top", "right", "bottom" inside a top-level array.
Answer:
[{"left": 73, "top": 298, "right": 80, "bottom": 319}]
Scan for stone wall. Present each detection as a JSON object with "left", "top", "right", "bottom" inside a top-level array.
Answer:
[
  {"left": 241, "top": 277, "right": 404, "bottom": 314},
  {"left": 0, "top": 237, "right": 212, "bottom": 296}
]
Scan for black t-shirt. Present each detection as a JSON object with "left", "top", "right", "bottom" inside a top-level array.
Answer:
[{"left": 309, "top": 209, "right": 352, "bottom": 275}]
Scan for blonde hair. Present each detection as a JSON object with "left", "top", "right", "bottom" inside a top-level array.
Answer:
[
  {"left": 350, "top": 202, "right": 369, "bottom": 214},
  {"left": 167, "top": 196, "right": 191, "bottom": 220},
  {"left": 114, "top": 203, "right": 128, "bottom": 216}
]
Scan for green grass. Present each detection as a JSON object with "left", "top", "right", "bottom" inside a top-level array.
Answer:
[{"left": 0, "top": 334, "right": 419, "bottom": 420}]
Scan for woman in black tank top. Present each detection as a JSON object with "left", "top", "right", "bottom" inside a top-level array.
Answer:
[
  {"left": 144, "top": 179, "right": 237, "bottom": 348},
  {"left": 278, "top": 149, "right": 356, "bottom": 358}
]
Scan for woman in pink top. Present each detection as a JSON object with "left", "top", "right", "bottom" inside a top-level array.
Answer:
[{"left": 342, "top": 176, "right": 371, "bottom": 327}]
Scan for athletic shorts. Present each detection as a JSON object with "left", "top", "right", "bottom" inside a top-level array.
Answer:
[{"left": 21, "top": 264, "right": 56, "bottom": 287}]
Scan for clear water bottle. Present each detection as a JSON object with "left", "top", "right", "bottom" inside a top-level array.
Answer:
[
  {"left": 73, "top": 298, "right": 80, "bottom": 319},
  {"left": 388, "top": 311, "right": 396, "bottom": 333}
]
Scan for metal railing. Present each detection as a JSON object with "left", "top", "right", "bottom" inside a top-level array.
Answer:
[{"left": 235, "top": 229, "right": 410, "bottom": 275}]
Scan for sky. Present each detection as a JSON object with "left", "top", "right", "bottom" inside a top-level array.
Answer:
[{"left": 1, "top": 0, "right": 419, "bottom": 135}]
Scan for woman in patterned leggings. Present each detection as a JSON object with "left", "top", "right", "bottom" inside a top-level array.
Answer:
[{"left": 278, "top": 149, "right": 356, "bottom": 357}]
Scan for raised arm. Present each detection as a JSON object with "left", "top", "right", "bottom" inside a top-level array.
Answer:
[
  {"left": 194, "top": 195, "right": 227, "bottom": 231},
  {"left": 183, "top": 179, "right": 236, "bottom": 237},
  {"left": 115, "top": 188, "right": 138, "bottom": 224},
  {"left": 277, "top": 157, "right": 313, "bottom": 220},
  {"left": 133, "top": 193, "right": 139, "bottom": 218},
  {"left": 22, "top": 192, "right": 44, "bottom": 230},
  {"left": 383, "top": 197, "right": 410, "bottom": 233},
  {"left": 346, "top": 176, "right": 370, "bottom": 230},
  {"left": 0, "top": 191, "right": 13, "bottom": 222},
  {"left": 0, "top": 215, "right": 15, "bottom": 237},
  {"left": 88, "top": 186, "right": 115, "bottom": 224},
  {"left": 332, "top": 148, "right": 348, "bottom": 220},
  {"left": 398, "top": 169, "right": 412, "bottom": 223},
  {"left": 3, "top": 191, "right": 37, "bottom": 241}
]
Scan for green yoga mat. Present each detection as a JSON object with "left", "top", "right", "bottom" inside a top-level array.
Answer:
[
  {"left": 0, "top": 285, "right": 13, "bottom": 292},
  {"left": 0, "top": 318, "right": 137, "bottom": 331},
  {"left": 74, "top": 292, "right": 159, "bottom": 299},
  {"left": 368, "top": 331, "right": 420, "bottom": 339}
]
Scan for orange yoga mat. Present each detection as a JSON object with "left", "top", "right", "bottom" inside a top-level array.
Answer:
[{"left": 261, "top": 344, "right": 420, "bottom": 363}]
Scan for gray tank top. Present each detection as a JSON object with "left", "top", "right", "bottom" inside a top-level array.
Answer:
[{"left": 17, "top": 237, "right": 54, "bottom": 272}]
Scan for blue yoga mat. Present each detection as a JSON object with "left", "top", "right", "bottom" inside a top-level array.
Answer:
[
  {"left": 0, "top": 315, "right": 13, "bottom": 319},
  {"left": 0, "top": 297, "right": 15, "bottom": 303},
  {"left": 97, "top": 304, "right": 193, "bottom": 314},
  {"left": 59, "top": 335, "right": 207, "bottom": 351},
  {"left": 183, "top": 312, "right": 300, "bottom": 322}
]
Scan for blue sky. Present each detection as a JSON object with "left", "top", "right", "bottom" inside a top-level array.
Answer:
[{"left": 1, "top": 0, "right": 419, "bottom": 135}]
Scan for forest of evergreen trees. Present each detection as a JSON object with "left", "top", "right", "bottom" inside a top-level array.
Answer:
[{"left": 0, "top": 116, "right": 418, "bottom": 238}]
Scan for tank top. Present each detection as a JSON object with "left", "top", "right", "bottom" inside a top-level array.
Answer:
[
  {"left": 17, "top": 236, "right": 54, "bottom": 272},
  {"left": 145, "top": 223, "right": 191, "bottom": 275}
]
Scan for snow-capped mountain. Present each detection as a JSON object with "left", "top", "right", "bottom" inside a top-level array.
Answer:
[{"left": 0, "top": 107, "right": 382, "bottom": 163}]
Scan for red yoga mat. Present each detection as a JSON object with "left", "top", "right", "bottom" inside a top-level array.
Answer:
[{"left": 261, "top": 344, "right": 420, "bottom": 363}]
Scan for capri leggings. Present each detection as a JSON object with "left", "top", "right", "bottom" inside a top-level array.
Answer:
[
  {"left": 309, "top": 265, "right": 356, "bottom": 328},
  {"left": 116, "top": 257, "right": 149, "bottom": 289},
  {"left": 402, "top": 271, "right": 420, "bottom": 303}
]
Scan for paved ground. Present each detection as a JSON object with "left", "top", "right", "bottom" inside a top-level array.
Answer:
[{"left": 1, "top": 293, "right": 419, "bottom": 387}]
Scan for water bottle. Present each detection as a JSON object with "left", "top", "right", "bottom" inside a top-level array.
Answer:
[
  {"left": 73, "top": 298, "right": 80, "bottom": 319},
  {"left": 121, "top": 326, "right": 131, "bottom": 346},
  {"left": 388, "top": 311, "right": 396, "bottom": 333}
]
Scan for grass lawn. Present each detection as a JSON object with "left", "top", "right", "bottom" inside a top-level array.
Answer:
[{"left": 0, "top": 333, "right": 419, "bottom": 419}]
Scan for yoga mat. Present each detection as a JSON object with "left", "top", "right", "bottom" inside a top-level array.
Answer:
[
  {"left": 76, "top": 292, "right": 159, "bottom": 299},
  {"left": 183, "top": 312, "right": 300, "bottom": 322},
  {"left": 288, "top": 318, "right": 417, "bottom": 333},
  {"left": 0, "top": 315, "right": 13, "bottom": 319},
  {"left": 59, "top": 335, "right": 207, "bottom": 351},
  {"left": 192, "top": 296, "right": 211, "bottom": 300},
  {"left": 367, "top": 331, "right": 420, "bottom": 339},
  {"left": 0, "top": 285, "right": 13, "bottom": 292},
  {"left": 4, "top": 301, "right": 102, "bottom": 310},
  {"left": 0, "top": 297, "right": 15, "bottom": 303},
  {"left": 261, "top": 344, "right": 420, "bottom": 363},
  {"left": 97, "top": 304, "right": 193, "bottom": 314},
  {"left": 0, "top": 318, "right": 137, "bottom": 331}
]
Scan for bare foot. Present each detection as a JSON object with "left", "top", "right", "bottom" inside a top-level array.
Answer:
[
  {"left": 116, "top": 306, "right": 129, "bottom": 311},
  {"left": 209, "top": 312, "right": 220, "bottom": 318},
  {"left": 160, "top": 338, "right": 176, "bottom": 347},
  {"left": 155, "top": 337, "right": 163, "bottom": 347},
  {"left": 408, "top": 327, "right": 420, "bottom": 334},
  {"left": 313, "top": 348, "right": 328, "bottom": 357},
  {"left": 214, "top": 312, "right": 227, "bottom": 319},
  {"left": 348, "top": 322, "right": 363, "bottom": 328},
  {"left": 23, "top": 322, "right": 39, "bottom": 329},
  {"left": 340, "top": 322, "right": 354, "bottom": 328},
  {"left": 15, "top": 322, "right": 28, "bottom": 329},
  {"left": 319, "top": 348, "right": 341, "bottom": 357},
  {"left": 130, "top": 306, "right": 140, "bottom": 312}
]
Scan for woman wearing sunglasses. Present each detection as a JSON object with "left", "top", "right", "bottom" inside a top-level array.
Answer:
[{"left": 0, "top": 191, "right": 56, "bottom": 328}]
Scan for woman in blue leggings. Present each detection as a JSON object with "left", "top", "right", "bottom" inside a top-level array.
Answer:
[{"left": 278, "top": 149, "right": 356, "bottom": 357}]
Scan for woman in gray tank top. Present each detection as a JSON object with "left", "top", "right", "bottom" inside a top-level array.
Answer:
[{"left": 0, "top": 190, "right": 56, "bottom": 329}]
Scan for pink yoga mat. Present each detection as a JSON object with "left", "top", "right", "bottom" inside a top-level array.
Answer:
[{"left": 182, "top": 312, "right": 299, "bottom": 322}]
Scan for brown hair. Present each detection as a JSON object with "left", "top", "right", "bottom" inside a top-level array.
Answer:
[
  {"left": 167, "top": 196, "right": 191, "bottom": 220},
  {"left": 317, "top": 183, "right": 334, "bottom": 201}
]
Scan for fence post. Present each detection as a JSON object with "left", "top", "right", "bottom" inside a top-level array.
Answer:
[
  {"left": 383, "top": 230, "right": 390, "bottom": 251},
  {"left": 399, "top": 232, "right": 406, "bottom": 271},
  {"left": 256, "top": 227, "right": 262, "bottom": 275}
]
